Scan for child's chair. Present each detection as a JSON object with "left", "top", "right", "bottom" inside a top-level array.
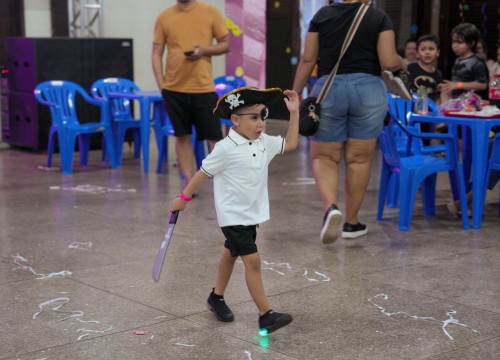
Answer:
[
  {"left": 377, "top": 114, "right": 470, "bottom": 231},
  {"left": 34, "top": 80, "right": 117, "bottom": 174},
  {"left": 90, "top": 78, "right": 141, "bottom": 166}
]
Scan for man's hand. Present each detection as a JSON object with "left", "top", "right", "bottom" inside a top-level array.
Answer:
[{"left": 185, "top": 44, "right": 203, "bottom": 60}]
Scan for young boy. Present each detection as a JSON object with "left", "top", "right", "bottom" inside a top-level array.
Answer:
[
  {"left": 407, "top": 34, "right": 444, "bottom": 139},
  {"left": 407, "top": 34, "right": 443, "bottom": 102},
  {"left": 439, "top": 23, "right": 489, "bottom": 102},
  {"left": 169, "top": 87, "right": 299, "bottom": 334}
]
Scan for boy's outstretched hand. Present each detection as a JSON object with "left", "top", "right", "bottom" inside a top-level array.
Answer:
[{"left": 283, "top": 89, "right": 299, "bottom": 113}]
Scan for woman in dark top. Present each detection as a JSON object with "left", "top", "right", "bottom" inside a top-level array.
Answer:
[{"left": 292, "top": 0, "right": 405, "bottom": 244}]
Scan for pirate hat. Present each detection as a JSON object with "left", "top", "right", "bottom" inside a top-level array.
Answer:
[{"left": 213, "top": 86, "right": 283, "bottom": 119}]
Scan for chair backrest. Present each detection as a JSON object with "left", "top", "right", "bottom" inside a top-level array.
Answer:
[
  {"left": 214, "top": 75, "right": 247, "bottom": 97},
  {"left": 387, "top": 93, "right": 413, "bottom": 125},
  {"left": 34, "top": 80, "right": 95, "bottom": 127},
  {"left": 378, "top": 117, "right": 403, "bottom": 169},
  {"left": 90, "top": 78, "right": 140, "bottom": 120}
]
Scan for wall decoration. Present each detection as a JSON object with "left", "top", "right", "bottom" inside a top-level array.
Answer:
[{"left": 225, "top": 0, "right": 266, "bottom": 88}]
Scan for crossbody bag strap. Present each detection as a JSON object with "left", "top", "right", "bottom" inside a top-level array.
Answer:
[{"left": 316, "top": 3, "right": 369, "bottom": 103}]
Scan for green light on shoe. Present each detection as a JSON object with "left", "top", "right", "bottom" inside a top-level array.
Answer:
[
  {"left": 259, "top": 334, "right": 270, "bottom": 349},
  {"left": 258, "top": 328, "right": 268, "bottom": 336}
]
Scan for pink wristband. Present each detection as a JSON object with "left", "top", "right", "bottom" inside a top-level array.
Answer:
[{"left": 179, "top": 192, "right": 191, "bottom": 203}]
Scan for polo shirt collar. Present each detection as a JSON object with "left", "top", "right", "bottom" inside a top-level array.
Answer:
[{"left": 227, "top": 128, "right": 263, "bottom": 146}]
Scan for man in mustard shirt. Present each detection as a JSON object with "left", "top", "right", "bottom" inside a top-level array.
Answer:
[{"left": 152, "top": 0, "right": 230, "bottom": 183}]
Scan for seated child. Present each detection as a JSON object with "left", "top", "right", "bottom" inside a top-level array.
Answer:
[{"left": 439, "top": 23, "right": 489, "bottom": 102}]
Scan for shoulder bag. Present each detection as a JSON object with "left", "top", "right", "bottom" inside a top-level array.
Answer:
[{"left": 299, "top": 3, "right": 369, "bottom": 136}]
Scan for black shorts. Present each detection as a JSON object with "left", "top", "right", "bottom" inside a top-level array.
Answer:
[
  {"left": 221, "top": 225, "right": 258, "bottom": 257},
  {"left": 161, "top": 89, "right": 223, "bottom": 141}
]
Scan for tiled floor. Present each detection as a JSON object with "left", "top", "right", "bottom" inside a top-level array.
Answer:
[{"left": 0, "top": 120, "right": 499, "bottom": 360}]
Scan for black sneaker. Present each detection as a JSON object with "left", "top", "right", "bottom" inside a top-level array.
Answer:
[
  {"left": 341, "top": 222, "right": 367, "bottom": 239},
  {"left": 207, "top": 289, "right": 234, "bottom": 322},
  {"left": 320, "top": 204, "right": 343, "bottom": 244},
  {"left": 258, "top": 310, "right": 293, "bottom": 334}
]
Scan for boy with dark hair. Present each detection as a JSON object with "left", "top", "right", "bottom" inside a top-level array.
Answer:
[
  {"left": 407, "top": 34, "right": 443, "bottom": 101},
  {"left": 169, "top": 87, "right": 299, "bottom": 334},
  {"left": 439, "top": 23, "right": 489, "bottom": 101}
]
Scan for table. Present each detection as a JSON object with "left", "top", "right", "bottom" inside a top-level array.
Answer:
[
  {"left": 410, "top": 111, "right": 500, "bottom": 228},
  {"left": 108, "top": 90, "right": 163, "bottom": 173}
]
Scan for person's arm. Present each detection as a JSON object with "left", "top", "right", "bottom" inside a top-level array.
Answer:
[
  {"left": 377, "top": 30, "right": 406, "bottom": 72},
  {"left": 169, "top": 170, "right": 209, "bottom": 212},
  {"left": 186, "top": 34, "right": 231, "bottom": 60},
  {"left": 282, "top": 90, "right": 300, "bottom": 152},
  {"left": 440, "top": 80, "right": 487, "bottom": 94},
  {"left": 152, "top": 43, "right": 165, "bottom": 90},
  {"left": 292, "top": 32, "right": 319, "bottom": 94}
]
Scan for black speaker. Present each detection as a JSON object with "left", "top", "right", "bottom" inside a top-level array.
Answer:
[{"left": 5, "top": 37, "right": 134, "bottom": 150}]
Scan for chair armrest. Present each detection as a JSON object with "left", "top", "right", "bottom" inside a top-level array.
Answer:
[
  {"left": 393, "top": 115, "right": 460, "bottom": 157},
  {"left": 83, "top": 92, "right": 106, "bottom": 107},
  {"left": 33, "top": 89, "right": 56, "bottom": 107}
]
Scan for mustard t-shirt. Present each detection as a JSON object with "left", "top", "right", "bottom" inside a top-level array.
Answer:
[{"left": 153, "top": 2, "right": 228, "bottom": 93}]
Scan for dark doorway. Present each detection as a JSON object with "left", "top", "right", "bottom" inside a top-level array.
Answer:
[
  {"left": 0, "top": 0, "right": 24, "bottom": 65},
  {"left": 266, "top": 0, "right": 301, "bottom": 90}
]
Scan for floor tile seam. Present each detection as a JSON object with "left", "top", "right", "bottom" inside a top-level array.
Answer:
[
  {"left": 350, "top": 248, "right": 491, "bottom": 278},
  {"left": 4, "top": 255, "right": 156, "bottom": 281},
  {"left": 421, "top": 334, "right": 500, "bottom": 359},
  {"left": 357, "top": 278, "right": 500, "bottom": 315},
  {"left": 177, "top": 317, "right": 302, "bottom": 360},
  {"left": 0, "top": 318, "right": 186, "bottom": 360},
  {"left": 60, "top": 276, "right": 181, "bottom": 317},
  {"left": 69, "top": 205, "right": 163, "bottom": 227}
]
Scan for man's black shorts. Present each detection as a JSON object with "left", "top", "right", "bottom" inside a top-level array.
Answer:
[{"left": 162, "top": 89, "right": 223, "bottom": 141}]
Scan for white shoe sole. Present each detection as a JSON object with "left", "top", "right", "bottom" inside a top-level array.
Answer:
[
  {"left": 320, "top": 209, "right": 343, "bottom": 244},
  {"left": 341, "top": 228, "right": 368, "bottom": 239}
]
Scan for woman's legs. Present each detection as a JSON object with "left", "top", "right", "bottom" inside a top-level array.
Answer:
[
  {"left": 344, "top": 138, "right": 377, "bottom": 225},
  {"left": 310, "top": 141, "right": 343, "bottom": 211}
]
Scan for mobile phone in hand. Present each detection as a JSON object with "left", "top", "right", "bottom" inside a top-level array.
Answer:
[{"left": 184, "top": 51, "right": 194, "bottom": 56}]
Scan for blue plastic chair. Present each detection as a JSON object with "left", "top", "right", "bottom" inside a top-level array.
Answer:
[
  {"left": 90, "top": 78, "right": 141, "bottom": 166},
  {"left": 214, "top": 75, "right": 247, "bottom": 126},
  {"left": 385, "top": 94, "right": 447, "bottom": 207},
  {"left": 388, "top": 94, "right": 446, "bottom": 155},
  {"left": 485, "top": 133, "right": 500, "bottom": 216},
  {"left": 377, "top": 115, "right": 470, "bottom": 231},
  {"left": 153, "top": 102, "right": 174, "bottom": 174},
  {"left": 34, "top": 80, "right": 117, "bottom": 174}
]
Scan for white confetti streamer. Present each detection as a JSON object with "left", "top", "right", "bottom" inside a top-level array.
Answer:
[{"left": 369, "top": 294, "right": 478, "bottom": 340}]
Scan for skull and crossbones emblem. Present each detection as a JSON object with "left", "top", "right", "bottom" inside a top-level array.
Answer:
[{"left": 225, "top": 93, "right": 245, "bottom": 110}]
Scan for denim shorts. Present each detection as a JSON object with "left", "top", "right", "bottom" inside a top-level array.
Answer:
[{"left": 309, "top": 73, "right": 388, "bottom": 142}]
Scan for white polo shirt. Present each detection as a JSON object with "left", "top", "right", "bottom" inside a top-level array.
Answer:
[{"left": 200, "top": 128, "right": 285, "bottom": 227}]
